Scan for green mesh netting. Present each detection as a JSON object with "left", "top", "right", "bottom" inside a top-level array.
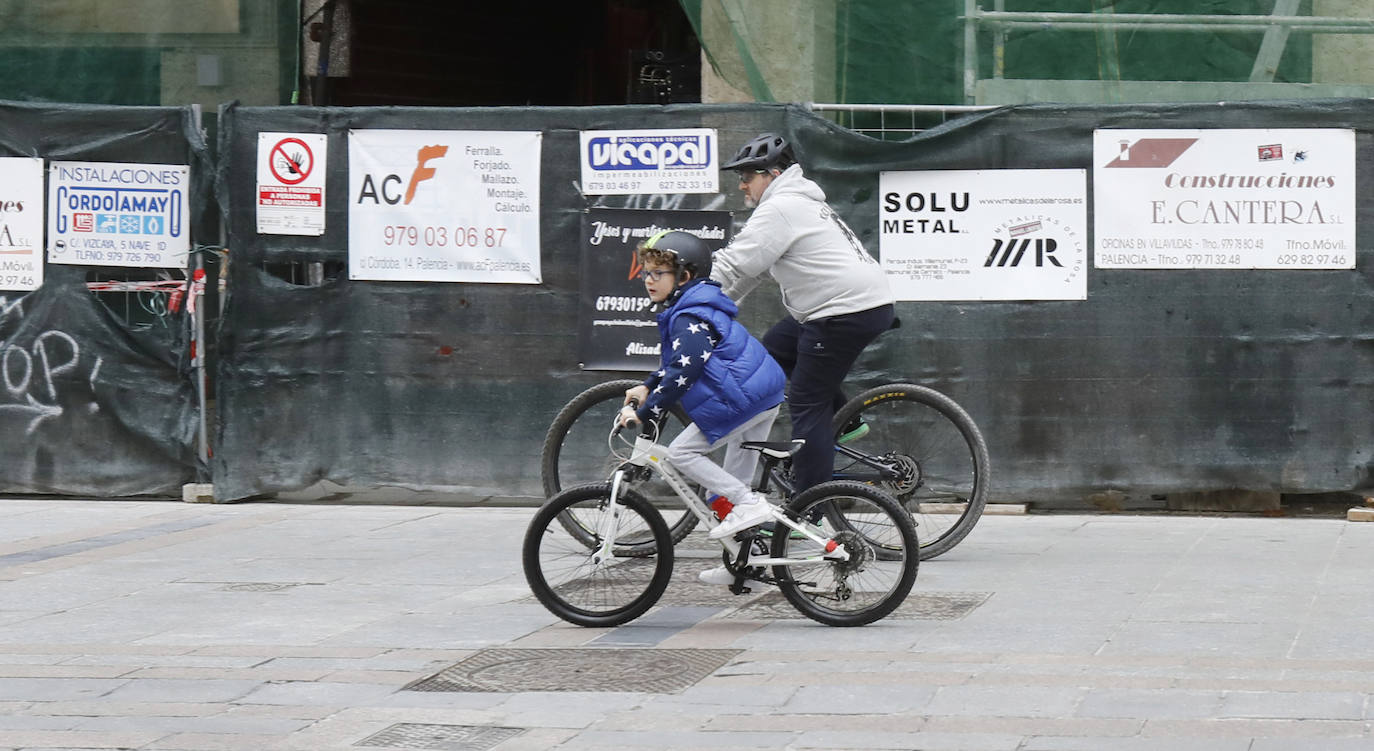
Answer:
[
  {"left": 679, "top": 0, "right": 1322, "bottom": 105},
  {"left": 0, "top": 0, "right": 298, "bottom": 107}
]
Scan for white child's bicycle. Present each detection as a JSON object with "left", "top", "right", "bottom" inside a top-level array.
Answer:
[{"left": 522, "top": 410, "right": 920, "bottom": 627}]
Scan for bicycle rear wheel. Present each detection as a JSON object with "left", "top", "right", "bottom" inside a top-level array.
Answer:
[
  {"left": 541, "top": 379, "right": 701, "bottom": 549},
  {"left": 831, "top": 384, "right": 989, "bottom": 560},
  {"left": 771, "top": 481, "right": 918, "bottom": 627},
  {"left": 523, "top": 483, "right": 674, "bottom": 628}
]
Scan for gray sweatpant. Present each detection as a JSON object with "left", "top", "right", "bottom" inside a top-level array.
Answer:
[{"left": 665, "top": 405, "right": 780, "bottom": 503}]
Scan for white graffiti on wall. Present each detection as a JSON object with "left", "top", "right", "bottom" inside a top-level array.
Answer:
[{"left": 0, "top": 297, "right": 102, "bottom": 435}]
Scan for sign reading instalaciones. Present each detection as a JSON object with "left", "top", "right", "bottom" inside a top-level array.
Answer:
[{"left": 46, "top": 161, "right": 190, "bottom": 269}]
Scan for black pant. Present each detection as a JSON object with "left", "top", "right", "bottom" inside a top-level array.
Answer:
[{"left": 762, "top": 304, "right": 895, "bottom": 494}]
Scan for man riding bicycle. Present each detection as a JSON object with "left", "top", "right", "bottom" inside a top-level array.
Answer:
[{"left": 710, "top": 132, "right": 896, "bottom": 496}]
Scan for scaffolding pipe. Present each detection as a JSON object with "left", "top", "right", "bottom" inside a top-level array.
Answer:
[{"left": 968, "top": 11, "right": 1374, "bottom": 34}]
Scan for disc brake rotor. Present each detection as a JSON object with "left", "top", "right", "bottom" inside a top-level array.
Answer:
[{"left": 880, "top": 453, "right": 921, "bottom": 497}]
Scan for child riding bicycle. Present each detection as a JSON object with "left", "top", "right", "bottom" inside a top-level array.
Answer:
[{"left": 616, "top": 229, "right": 787, "bottom": 585}]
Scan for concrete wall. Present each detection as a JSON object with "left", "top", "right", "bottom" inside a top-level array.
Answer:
[
  {"left": 698, "top": 0, "right": 835, "bottom": 103},
  {"left": 1314, "top": 1, "right": 1374, "bottom": 84}
]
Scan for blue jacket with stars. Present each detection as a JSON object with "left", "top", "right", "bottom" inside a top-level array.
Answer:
[{"left": 638, "top": 279, "right": 784, "bottom": 444}]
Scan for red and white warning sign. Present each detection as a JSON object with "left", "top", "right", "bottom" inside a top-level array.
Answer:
[{"left": 256, "top": 132, "right": 327, "bottom": 235}]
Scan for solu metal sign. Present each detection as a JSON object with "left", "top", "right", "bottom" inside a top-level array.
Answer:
[{"left": 46, "top": 161, "right": 190, "bottom": 269}]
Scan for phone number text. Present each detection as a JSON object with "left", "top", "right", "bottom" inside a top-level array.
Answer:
[
  {"left": 382, "top": 225, "right": 507, "bottom": 248},
  {"left": 595, "top": 295, "right": 651, "bottom": 312}
]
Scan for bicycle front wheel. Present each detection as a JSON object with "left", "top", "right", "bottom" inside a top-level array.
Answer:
[
  {"left": 541, "top": 379, "right": 701, "bottom": 550},
  {"left": 831, "top": 384, "right": 989, "bottom": 560},
  {"left": 772, "top": 481, "right": 918, "bottom": 627},
  {"left": 523, "top": 483, "right": 674, "bottom": 628}
]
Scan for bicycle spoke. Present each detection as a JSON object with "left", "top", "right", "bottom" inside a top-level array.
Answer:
[
  {"left": 772, "top": 482, "right": 918, "bottom": 626},
  {"left": 524, "top": 485, "right": 673, "bottom": 627},
  {"left": 832, "top": 384, "right": 989, "bottom": 560}
]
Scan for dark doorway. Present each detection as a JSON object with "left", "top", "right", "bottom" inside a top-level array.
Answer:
[{"left": 316, "top": 0, "right": 700, "bottom": 106}]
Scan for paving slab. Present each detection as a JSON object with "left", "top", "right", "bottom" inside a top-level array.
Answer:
[{"left": 0, "top": 499, "right": 1369, "bottom": 749}]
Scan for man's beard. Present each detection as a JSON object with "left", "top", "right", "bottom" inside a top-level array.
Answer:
[{"left": 744, "top": 194, "right": 758, "bottom": 209}]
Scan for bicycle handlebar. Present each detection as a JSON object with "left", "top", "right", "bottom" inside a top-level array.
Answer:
[{"left": 612, "top": 398, "right": 642, "bottom": 436}]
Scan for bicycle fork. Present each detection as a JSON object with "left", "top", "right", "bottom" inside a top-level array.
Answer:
[{"left": 591, "top": 469, "right": 629, "bottom": 565}]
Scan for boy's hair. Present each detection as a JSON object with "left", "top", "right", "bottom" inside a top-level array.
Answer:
[
  {"left": 636, "top": 244, "right": 681, "bottom": 272},
  {"left": 637, "top": 230, "right": 713, "bottom": 279}
]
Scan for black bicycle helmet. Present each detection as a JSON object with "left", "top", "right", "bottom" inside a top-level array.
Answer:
[
  {"left": 722, "top": 132, "right": 794, "bottom": 172},
  {"left": 643, "top": 229, "right": 712, "bottom": 279}
]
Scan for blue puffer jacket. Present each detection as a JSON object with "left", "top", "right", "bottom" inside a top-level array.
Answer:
[{"left": 658, "top": 281, "right": 785, "bottom": 443}]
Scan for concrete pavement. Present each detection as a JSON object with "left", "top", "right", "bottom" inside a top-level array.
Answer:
[{"left": 0, "top": 498, "right": 1370, "bottom": 750}]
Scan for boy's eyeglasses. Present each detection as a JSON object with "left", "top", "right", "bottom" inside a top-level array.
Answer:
[{"left": 639, "top": 269, "right": 675, "bottom": 281}]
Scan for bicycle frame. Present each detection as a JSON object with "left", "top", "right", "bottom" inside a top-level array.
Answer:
[
  {"left": 832, "top": 443, "right": 908, "bottom": 484},
  {"left": 604, "top": 431, "right": 849, "bottom": 569}
]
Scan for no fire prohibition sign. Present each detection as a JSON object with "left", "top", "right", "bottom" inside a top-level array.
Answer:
[{"left": 257, "top": 132, "right": 327, "bottom": 236}]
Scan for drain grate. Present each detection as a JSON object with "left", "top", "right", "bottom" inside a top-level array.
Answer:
[
  {"left": 725, "top": 591, "right": 991, "bottom": 620},
  {"left": 218, "top": 582, "right": 304, "bottom": 592},
  {"left": 355, "top": 723, "right": 523, "bottom": 750},
  {"left": 522, "top": 558, "right": 761, "bottom": 609},
  {"left": 405, "top": 648, "right": 740, "bottom": 694},
  {"left": 658, "top": 563, "right": 766, "bottom": 607}
]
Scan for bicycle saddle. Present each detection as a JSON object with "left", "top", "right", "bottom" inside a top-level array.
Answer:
[{"left": 740, "top": 439, "right": 806, "bottom": 458}]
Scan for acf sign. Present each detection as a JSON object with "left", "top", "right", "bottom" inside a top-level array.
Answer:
[{"left": 347, "top": 129, "right": 542, "bottom": 283}]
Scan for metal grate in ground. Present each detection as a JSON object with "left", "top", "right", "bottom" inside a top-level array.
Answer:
[
  {"left": 724, "top": 591, "right": 992, "bottom": 620},
  {"left": 657, "top": 560, "right": 767, "bottom": 607},
  {"left": 405, "top": 648, "right": 740, "bottom": 694},
  {"left": 217, "top": 582, "right": 304, "bottom": 592},
  {"left": 354, "top": 723, "right": 524, "bottom": 750},
  {"left": 521, "top": 549, "right": 760, "bottom": 609}
]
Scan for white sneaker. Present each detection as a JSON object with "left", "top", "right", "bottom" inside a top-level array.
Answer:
[
  {"left": 708, "top": 496, "right": 774, "bottom": 539},
  {"left": 697, "top": 566, "right": 736, "bottom": 585}
]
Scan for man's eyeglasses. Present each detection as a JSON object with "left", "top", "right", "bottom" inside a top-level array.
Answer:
[
  {"left": 639, "top": 269, "right": 675, "bottom": 281},
  {"left": 737, "top": 170, "right": 768, "bottom": 184}
]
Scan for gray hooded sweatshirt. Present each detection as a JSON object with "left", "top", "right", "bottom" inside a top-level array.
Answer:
[{"left": 711, "top": 163, "right": 893, "bottom": 323}]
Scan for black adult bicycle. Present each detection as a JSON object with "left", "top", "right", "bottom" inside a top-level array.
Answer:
[{"left": 541, "top": 379, "right": 989, "bottom": 560}]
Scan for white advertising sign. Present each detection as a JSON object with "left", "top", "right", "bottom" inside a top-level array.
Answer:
[
  {"left": 47, "top": 161, "right": 190, "bottom": 269},
  {"left": 579, "top": 128, "right": 718, "bottom": 195},
  {"left": 879, "top": 169, "right": 1087, "bottom": 301},
  {"left": 1093, "top": 129, "right": 1355, "bottom": 269},
  {"left": 0, "top": 158, "right": 45, "bottom": 291},
  {"left": 257, "top": 132, "right": 327, "bottom": 235},
  {"left": 348, "top": 129, "right": 541, "bottom": 283}
]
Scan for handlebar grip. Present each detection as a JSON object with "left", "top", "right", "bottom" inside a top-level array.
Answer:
[{"left": 613, "top": 400, "right": 642, "bottom": 436}]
